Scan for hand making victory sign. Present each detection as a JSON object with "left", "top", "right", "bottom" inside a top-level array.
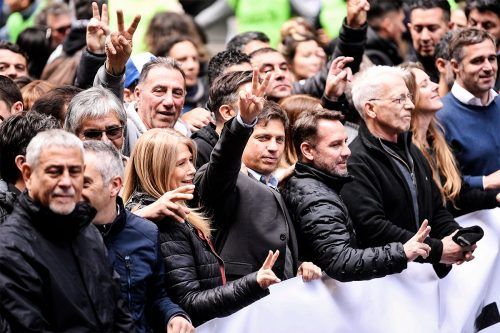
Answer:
[
  {"left": 238, "top": 69, "right": 272, "bottom": 125},
  {"left": 86, "top": 2, "right": 110, "bottom": 54},
  {"left": 257, "top": 250, "right": 282, "bottom": 289},
  {"left": 104, "top": 7, "right": 141, "bottom": 75}
]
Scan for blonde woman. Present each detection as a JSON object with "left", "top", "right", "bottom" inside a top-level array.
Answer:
[
  {"left": 405, "top": 63, "right": 500, "bottom": 216},
  {"left": 122, "top": 129, "right": 282, "bottom": 327}
]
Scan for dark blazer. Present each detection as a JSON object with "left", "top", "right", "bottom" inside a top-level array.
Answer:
[
  {"left": 195, "top": 117, "right": 299, "bottom": 281},
  {"left": 340, "top": 123, "right": 461, "bottom": 277}
]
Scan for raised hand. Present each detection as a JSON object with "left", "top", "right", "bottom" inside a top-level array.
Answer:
[
  {"left": 133, "top": 185, "right": 194, "bottom": 223},
  {"left": 105, "top": 9, "right": 141, "bottom": 75},
  {"left": 324, "top": 56, "right": 354, "bottom": 100},
  {"left": 297, "top": 262, "right": 322, "bottom": 282},
  {"left": 403, "top": 219, "right": 432, "bottom": 262},
  {"left": 346, "top": 0, "right": 370, "bottom": 29},
  {"left": 238, "top": 68, "right": 271, "bottom": 125},
  {"left": 257, "top": 250, "right": 281, "bottom": 289},
  {"left": 86, "top": 2, "right": 110, "bottom": 54}
]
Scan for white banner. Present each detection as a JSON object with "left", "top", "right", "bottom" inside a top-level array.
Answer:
[{"left": 197, "top": 208, "right": 500, "bottom": 333}]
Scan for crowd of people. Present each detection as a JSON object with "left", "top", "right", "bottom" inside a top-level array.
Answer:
[{"left": 0, "top": 0, "right": 499, "bottom": 331}]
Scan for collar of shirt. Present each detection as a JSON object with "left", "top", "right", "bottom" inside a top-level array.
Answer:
[
  {"left": 451, "top": 82, "right": 498, "bottom": 107},
  {"left": 247, "top": 168, "right": 279, "bottom": 189}
]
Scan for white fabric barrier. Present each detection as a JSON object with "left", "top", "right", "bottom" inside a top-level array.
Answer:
[{"left": 197, "top": 208, "right": 500, "bottom": 333}]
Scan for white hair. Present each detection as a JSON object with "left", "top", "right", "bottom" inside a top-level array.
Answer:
[
  {"left": 26, "top": 129, "right": 83, "bottom": 169},
  {"left": 83, "top": 141, "right": 124, "bottom": 185},
  {"left": 351, "top": 66, "right": 410, "bottom": 118}
]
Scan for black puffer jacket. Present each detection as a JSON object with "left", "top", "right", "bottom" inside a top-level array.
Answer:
[
  {"left": 282, "top": 163, "right": 407, "bottom": 282},
  {"left": 0, "top": 192, "right": 135, "bottom": 332},
  {"left": 127, "top": 192, "right": 269, "bottom": 327}
]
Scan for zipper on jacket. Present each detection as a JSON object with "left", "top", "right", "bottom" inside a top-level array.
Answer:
[
  {"left": 379, "top": 139, "right": 420, "bottom": 229},
  {"left": 379, "top": 140, "right": 415, "bottom": 180},
  {"left": 124, "top": 255, "right": 132, "bottom": 308}
]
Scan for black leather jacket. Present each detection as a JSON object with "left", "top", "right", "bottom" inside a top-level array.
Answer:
[{"left": 282, "top": 163, "right": 407, "bottom": 282}]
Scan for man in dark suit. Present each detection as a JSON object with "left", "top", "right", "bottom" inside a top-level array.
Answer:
[{"left": 195, "top": 70, "right": 320, "bottom": 281}]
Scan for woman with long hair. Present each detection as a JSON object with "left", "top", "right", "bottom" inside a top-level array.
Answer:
[
  {"left": 122, "top": 128, "right": 283, "bottom": 326},
  {"left": 404, "top": 63, "right": 499, "bottom": 216}
]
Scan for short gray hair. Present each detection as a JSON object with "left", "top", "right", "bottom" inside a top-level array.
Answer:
[
  {"left": 351, "top": 66, "right": 409, "bottom": 118},
  {"left": 26, "top": 129, "right": 83, "bottom": 169},
  {"left": 64, "top": 86, "right": 127, "bottom": 134},
  {"left": 83, "top": 141, "right": 124, "bottom": 185}
]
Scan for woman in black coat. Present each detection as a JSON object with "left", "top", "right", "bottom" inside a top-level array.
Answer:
[{"left": 122, "top": 128, "right": 282, "bottom": 327}]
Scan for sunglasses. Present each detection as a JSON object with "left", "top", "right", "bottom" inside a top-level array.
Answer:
[
  {"left": 82, "top": 126, "right": 124, "bottom": 140},
  {"left": 53, "top": 25, "right": 71, "bottom": 34}
]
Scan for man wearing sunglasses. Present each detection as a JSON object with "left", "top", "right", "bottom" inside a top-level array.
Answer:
[
  {"left": 43, "top": 2, "right": 72, "bottom": 49},
  {"left": 64, "top": 86, "right": 127, "bottom": 154},
  {"left": 340, "top": 65, "right": 470, "bottom": 279}
]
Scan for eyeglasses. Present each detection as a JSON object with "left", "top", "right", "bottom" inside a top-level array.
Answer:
[
  {"left": 82, "top": 126, "right": 124, "bottom": 140},
  {"left": 369, "top": 93, "right": 413, "bottom": 105},
  {"left": 47, "top": 25, "right": 71, "bottom": 39}
]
